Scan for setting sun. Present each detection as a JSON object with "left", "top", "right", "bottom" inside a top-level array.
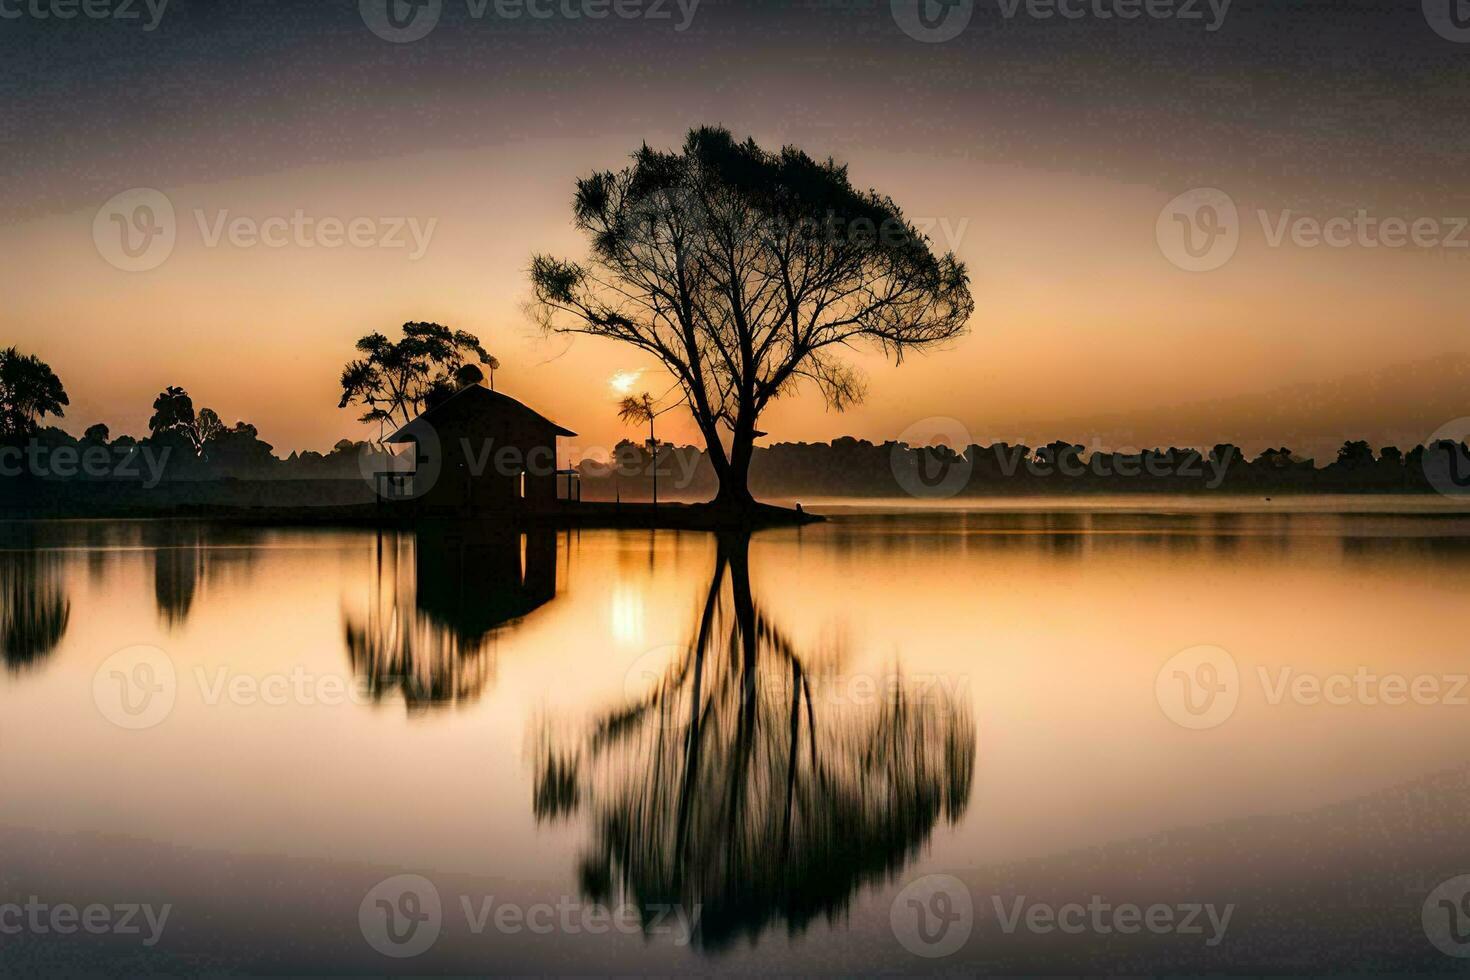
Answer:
[{"left": 608, "top": 370, "right": 642, "bottom": 397}]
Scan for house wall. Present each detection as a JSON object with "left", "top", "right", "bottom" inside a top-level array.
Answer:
[{"left": 409, "top": 404, "right": 562, "bottom": 514}]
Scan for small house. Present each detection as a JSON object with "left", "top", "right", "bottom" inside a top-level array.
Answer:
[{"left": 381, "top": 384, "right": 576, "bottom": 513}]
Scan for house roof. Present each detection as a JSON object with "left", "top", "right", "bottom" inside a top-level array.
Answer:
[{"left": 385, "top": 385, "right": 576, "bottom": 443}]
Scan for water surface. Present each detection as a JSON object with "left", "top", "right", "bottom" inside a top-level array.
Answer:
[{"left": 3, "top": 504, "right": 1469, "bottom": 973}]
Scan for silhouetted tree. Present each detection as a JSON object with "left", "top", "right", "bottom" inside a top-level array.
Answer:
[
  {"left": 423, "top": 379, "right": 455, "bottom": 412},
  {"left": 617, "top": 391, "right": 678, "bottom": 505},
  {"left": 1336, "top": 440, "right": 1375, "bottom": 469},
  {"left": 82, "top": 422, "right": 110, "bottom": 444},
  {"left": 453, "top": 363, "right": 485, "bottom": 388},
  {"left": 1036, "top": 440, "right": 1085, "bottom": 473},
  {"left": 1256, "top": 446, "right": 1299, "bottom": 470},
  {"left": 0, "top": 347, "right": 68, "bottom": 437},
  {"left": 148, "top": 386, "right": 193, "bottom": 437},
  {"left": 204, "top": 421, "right": 276, "bottom": 475},
  {"left": 425, "top": 362, "right": 488, "bottom": 412},
  {"left": 148, "top": 386, "right": 222, "bottom": 456},
  {"left": 195, "top": 408, "right": 224, "bottom": 451},
  {"left": 337, "top": 322, "right": 491, "bottom": 428},
  {"left": 530, "top": 126, "right": 974, "bottom": 512}
]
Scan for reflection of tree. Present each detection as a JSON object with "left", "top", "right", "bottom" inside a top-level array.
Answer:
[
  {"left": 536, "top": 534, "right": 975, "bottom": 950},
  {"left": 1, "top": 543, "right": 71, "bottom": 673},
  {"left": 144, "top": 524, "right": 261, "bottom": 627},
  {"left": 344, "top": 528, "right": 557, "bottom": 713},
  {"left": 151, "top": 527, "right": 203, "bottom": 625}
]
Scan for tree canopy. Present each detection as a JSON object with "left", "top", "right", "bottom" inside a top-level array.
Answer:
[
  {"left": 338, "top": 322, "right": 492, "bottom": 429},
  {"left": 149, "top": 386, "right": 224, "bottom": 456},
  {"left": 0, "top": 347, "right": 68, "bottom": 437},
  {"left": 530, "top": 126, "right": 974, "bottom": 509}
]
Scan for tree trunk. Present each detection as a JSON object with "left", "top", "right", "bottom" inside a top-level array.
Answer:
[{"left": 710, "top": 434, "right": 757, "bottom": 514}]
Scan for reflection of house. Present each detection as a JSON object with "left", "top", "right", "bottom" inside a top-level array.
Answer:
[
  {"left": 344, "top": 528, "right": 560, "bottom": 712},
  {"left": 382, "top": 385, "right": 577, "bottom": 513},
  {"left": 414, "top": 528, "right": 557, "bottom": 636}
]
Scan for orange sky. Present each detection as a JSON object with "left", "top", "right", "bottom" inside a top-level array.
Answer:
[
  {"left": 4, "top": 133, "right": 1465, "bottom": 459},
  {"left": 5, "top": 3, "right": 1468, "bottom": 459}
]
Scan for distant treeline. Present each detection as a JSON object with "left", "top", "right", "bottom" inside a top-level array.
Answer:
[
  {"left": 8, "top": 425, "right": 1463, "bottom": 500},
  {"left": 576, "top": 437, "right": 1469, "bottom": 499},
  {"left": 0, "top": 424, "right": 393, "bottom": 483}
]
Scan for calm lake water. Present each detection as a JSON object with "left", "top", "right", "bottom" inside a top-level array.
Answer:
[{"left": 3, "top": 501, "right": 1470, "bottom": 973}]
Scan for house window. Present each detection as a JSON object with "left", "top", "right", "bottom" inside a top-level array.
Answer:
[{"left": 519, "top": 471, "right": 526, "bottom": 499}]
